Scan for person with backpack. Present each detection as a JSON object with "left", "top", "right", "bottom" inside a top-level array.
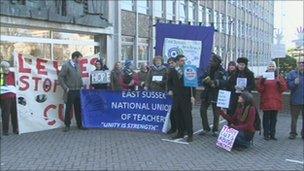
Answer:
[
  {"left": 219, "top": 92, "right": 257, "bottom": 150},
  {"left": 256, "top": 61, "right": 287, "bottom": 140}
]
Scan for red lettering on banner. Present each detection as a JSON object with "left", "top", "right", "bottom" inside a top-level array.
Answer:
[
  {"left": 43, "top": 78, "right": 52, "bottom": 92},
  {"left": 19, "top": 76, "right": 29, "bottom": 91},
  {"left": 53, "top": 80, "right": 60, "bottom": 93},
  {"left": 79, "top": 59, "right": 89, "bottom": 77},
  {"left": 36, "top": 58, "right": 48, "bottom": 75},
  {"left": 18, "top": 54, "right": 31, "bottom": 73},
  {"left": 44, "top": 104, "right": 57, "bottom": 126},
  {"left": 58, "top": 104, "right": 64, "bottom": 121},
  {"left": 53, "top": 61, "right": 60, "bottom": 75},
  {"left": 32, "top": 77, "right": 42, "bottom": 91}
]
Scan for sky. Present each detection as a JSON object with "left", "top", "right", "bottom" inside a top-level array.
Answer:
[{"left": 274, "top": 0, "right": 304, "bottom": 49}]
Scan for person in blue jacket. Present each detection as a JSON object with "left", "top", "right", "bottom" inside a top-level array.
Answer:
[{"left": 287, "top": 59, "right": 304, "bottom": 139}]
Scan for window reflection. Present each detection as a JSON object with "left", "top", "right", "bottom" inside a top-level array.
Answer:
[{"left": 1, "top": 27, "right": 50, "bottom": 38}]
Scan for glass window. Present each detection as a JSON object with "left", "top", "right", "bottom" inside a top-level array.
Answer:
[
  {"left": 1, "top": 42, "right": 51, "bottom": 62},
  {"left": 137, "top": 0, "right": 148, "bottom": 14},
  {"left": 198, "top": 5, "right": 204, "bottom": 24},
  {"left": 53, "top": 44, "right": 95, "bottom": 61},
  {"left": 214, "top": 11, "right": 218, "bottom": 29},
  {"left": 188, "top": 1, "right": 194, "bottom": 23},
  {"left": 121, "top": 36, "right": 134, "bottom": 61},
  {"left": 53, "top": 32, "right": 94, "bottom": 41},
  {"left": 178, "top": 0, "right": 186, "bottom": 23},
  {"left": 153, "top": 1, "right": 163, "bottom": 18},
  {"left": 121, "top": 0, "right": 133, "bottom": 11},
  {"left": 166, "top": 0, "right": 174, "bottom": 20},
  {"left": 1, "top": 27, "right": 50, "bottom": 38},
  {"left": 206, "top": 8, "right": 212, "bottom": 26}
]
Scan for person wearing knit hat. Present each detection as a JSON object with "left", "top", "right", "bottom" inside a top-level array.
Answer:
[
  {"left": 227, "top": 57, "right": 255, "bottom": 116},
  {"left": 199, "top": 53, "right": 228, "bottom": 136},
  {"left": 257, "top": 60, "right": 287, "bottom": 140},
  {"left": 219, "top": 91, "right": 257, "bottom": 150}
]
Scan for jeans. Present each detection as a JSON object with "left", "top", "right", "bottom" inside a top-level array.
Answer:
[
  {"left": 200, "top": 100, "right": 220, "bottom": 132},
  {"left": 0, "top": 97, "right": 18, "bottom": 133},
  {"left": 263, "top": 110, "right": 278, "bottom": 138},
  {"left": 290, "top": 104, "right": 304, "bottom": 136},
  {"left": 233, "top": 131, "right": 254, "bottom": 148}
]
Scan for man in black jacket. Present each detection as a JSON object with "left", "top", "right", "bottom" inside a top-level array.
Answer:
[
  {"left": 199, "top": 53, "right": 228, "bottom": 136},
  {"left": 167, "top": 55, "right": 195, "bottom": 142}
]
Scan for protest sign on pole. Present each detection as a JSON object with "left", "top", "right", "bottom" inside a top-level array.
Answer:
[
  {"left": 216, "top": 125, "right": 239, "bottom": 151},
  {"left": 216, "top": 90, "right": 231, "bottom": 108},
  {"left": 183, "top": 65, "right": 198, "bottom": 87}
]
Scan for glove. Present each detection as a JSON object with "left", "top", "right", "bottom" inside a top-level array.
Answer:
[{"left": 295, "top": 78, "right": 300, "bottom": 85}]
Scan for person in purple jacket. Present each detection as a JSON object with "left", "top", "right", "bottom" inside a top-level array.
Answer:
[{"left": 287, "top": 59, "right": 304, "bottom": 139}]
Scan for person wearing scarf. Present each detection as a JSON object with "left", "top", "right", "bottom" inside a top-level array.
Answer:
[
  {"left": 145, "top": 56, "right": 167, "bottom": 92},
  {"left": 110, "top": 62, "right": 123, "bottom": 91},
  {"left": 219, "top": 92, "right": 256, "bottom": 150},
  {"left": 257, "top": 61, "right": 287, "bottom": 140}
]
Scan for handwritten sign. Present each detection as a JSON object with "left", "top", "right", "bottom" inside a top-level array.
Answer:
[
  {"left": 216, "top": 125, "right": 239, "bottom": 151},
  {"left": 262, "top": 72, "right": 275, "bottom": 80},
  {"left": 216, "top": 90, "right": 231, "bottom": 108},
  {"left": 91, "top": 70, "right": 110, "bottom": 84},
  {"left": 152, "top": 76, "right": 163, "bottom": 82}
]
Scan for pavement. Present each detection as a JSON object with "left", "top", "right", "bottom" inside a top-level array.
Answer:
[{"left": 0, "top": 107, "right": 303, "bottom": 170}]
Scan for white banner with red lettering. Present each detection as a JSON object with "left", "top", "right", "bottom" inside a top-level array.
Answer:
[{"left": 14, "top": 53, "right": 99, "bottom": 134}]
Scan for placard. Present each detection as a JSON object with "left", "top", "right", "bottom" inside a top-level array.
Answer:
[
  {"left": 216, "top": 125, "right": 239, "bottom": 151},
  {"left": 91, "top": 70, "right": 111, "bottom": 84},
  {"left": 216, "top": 90, "right": 231, "bottom": 108},
  {"left": 262, "top": 72, "right": 275, "bottom": 80}
]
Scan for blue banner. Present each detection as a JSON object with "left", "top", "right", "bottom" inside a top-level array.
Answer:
[
  {"left": 155, "top": 23, "right": 214, "bottom": 76},
  {"left": 80, "top": 90, "right": 173, "bottom": 133},
  {"left": 184, "top": 65, "right": 198, "bottom": 87}
]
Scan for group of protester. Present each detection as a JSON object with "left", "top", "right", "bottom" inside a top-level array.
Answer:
[{"left": 0, "top": 51, "right": 303, "bottom": 151}]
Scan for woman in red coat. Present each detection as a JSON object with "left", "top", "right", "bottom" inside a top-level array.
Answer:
[{"left": 256, "top": 61, "right": 287, "bottom": 140}]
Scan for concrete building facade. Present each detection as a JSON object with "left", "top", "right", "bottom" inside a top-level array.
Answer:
[{"left": 0, "top": 0, "right": 274, "bottom": 69}]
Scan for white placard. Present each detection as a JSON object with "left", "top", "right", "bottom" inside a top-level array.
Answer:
[
  {"left": 91, "top": 70, "right": 110, "bottom": 84},
  {"left": 152, "top": 75, "right": 163, "bottom": 82},
  {"left": 163, "top": 38, "right": 202, "bottom": 67},
  {"left": 262, "top": 72, "right": 275, "bottom": 80},
  {"left": 216, "top": 90, "right": 231, "bottom": 108},
  {"left": 236, "top": 77, "right": 247, "bottom": 88},
  {"left": 216, "top": 125, "right": 239, "bottom": 151}
]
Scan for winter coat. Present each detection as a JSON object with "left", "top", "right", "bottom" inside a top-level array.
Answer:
[
  {"left": 220, "top": 106, "right": 256, "bottom": 133},
  {"left": 257, "top": 75, "right": 287, "bottom": 111},
  {"left": 145, "top": 65, "right": 167, "bottom": 92},
  {"left": 287, "top": 70, "right": 304, "bottom": 105},
  {"left": 199, "top": 65, "right": 228, "bottom": 102},
  {"left": 110, "top": 69, "right": 123, "bottom": 91},
  {"left": 228, "top": 68, "right": 255, "bottom": 93}
]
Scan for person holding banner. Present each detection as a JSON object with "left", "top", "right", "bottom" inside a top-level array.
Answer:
[
  {"left": 287, "top": 60, "right": 304, "bottom": 140},
  {"left": 137, "top": 63, "right": 149, "bottom": 90},
  {"left": 58, "top": 51, "right": 84, "bottom": 132},
  {"left": 0, "top": 61, "right": 18, "bottom": 135},
  {"left": 145, "top": 56, "right": 167, "bottom": 92},
  {"left": 166, "top": 57, "right": 177, "bottom": 134},
  {"left": 227, "top": 57, "right": 255, "bottom": 116},
  {"left": 219, "top": 92, "right": 257, "bottom": 150},
  {"left": 90, "top": 59, "right": 109, "bottom": 90},
  {"left": 121, "top": 60, "right": 140, "bottom": 91},
  {"left": 256, "top": 61, "right": 287, "bottom": 140},
  {"left": 167, "top": 55, "right": 195, "bottom": 142},
  {"left": 199, "top": 53, "right": 227, "bottom": 136},
  {"left": 110, "top": 62, "right": 123, "bottom": 91}
]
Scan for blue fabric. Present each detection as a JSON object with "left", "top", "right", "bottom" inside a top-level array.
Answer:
[
  {"left": 287, "top": 70, "right": 304, "bottom": 105},
  {"left": 155, "top": 23, "right": 214, "bottom": 77}
]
